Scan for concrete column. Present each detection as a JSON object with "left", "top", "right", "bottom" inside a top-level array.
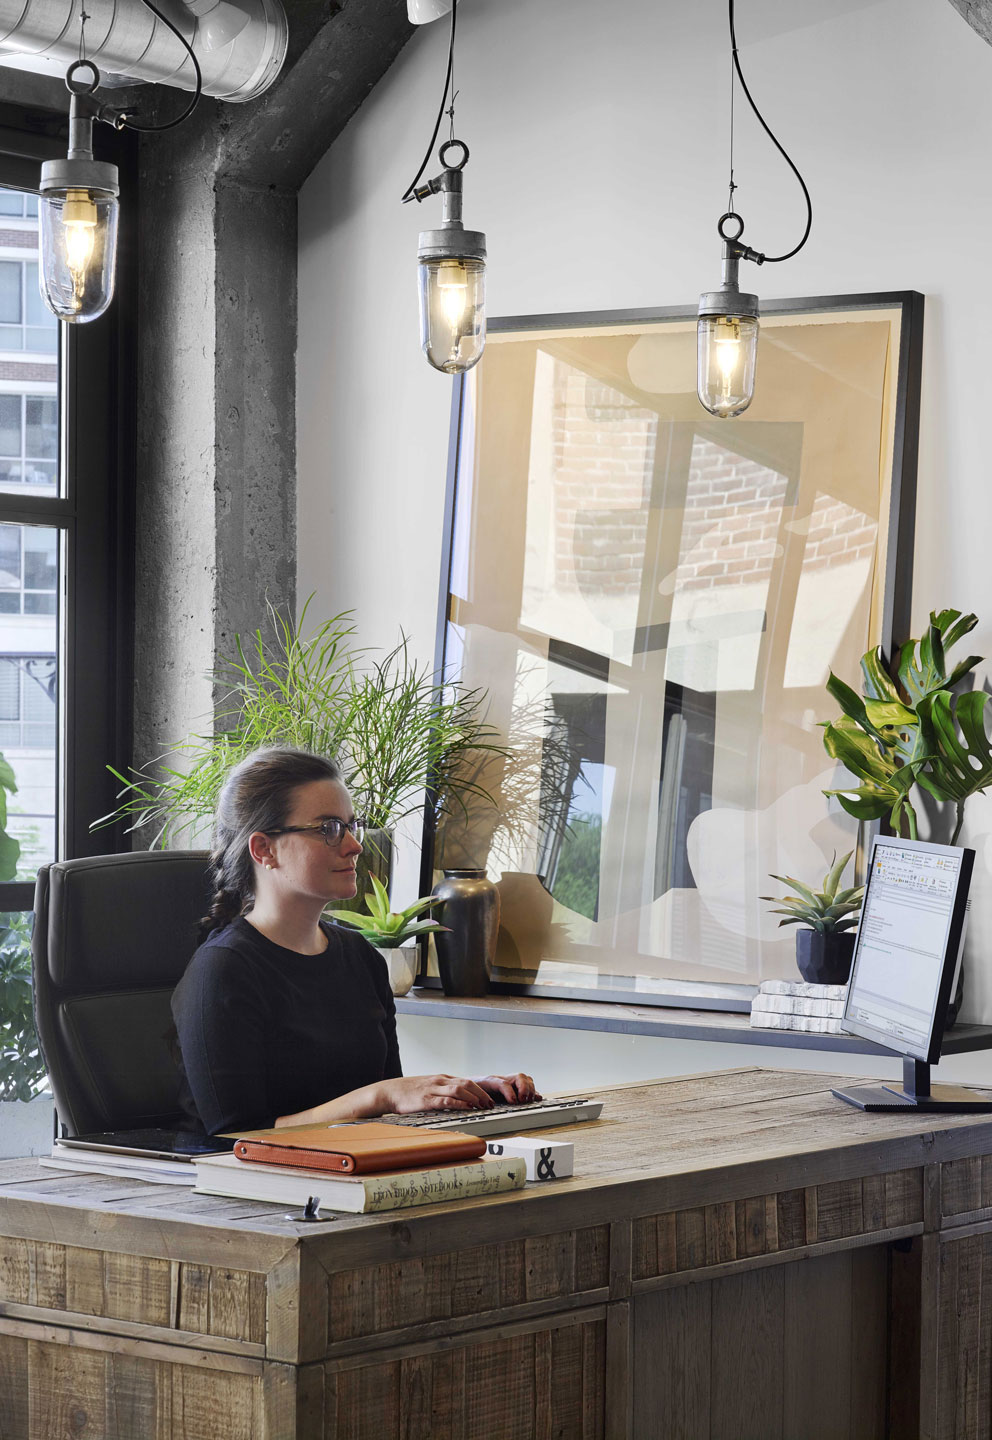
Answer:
[{"left": 131, "top": 0, "right": 412, "bottom": 772}]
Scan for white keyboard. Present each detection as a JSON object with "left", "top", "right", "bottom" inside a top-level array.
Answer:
[{"left": 378, "top": 1097, "right": 603, "bottom": 1137}]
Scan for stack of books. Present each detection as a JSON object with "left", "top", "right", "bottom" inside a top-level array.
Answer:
[
  {"left": 749, "top": 979, "right": 848, "bottom": 1034},
  {"left": 194, "top": 1121, "right": 528, "bottom": 1215},
  {"left": 194, "top": 1151, "right": 526, "bottom": 1213}
]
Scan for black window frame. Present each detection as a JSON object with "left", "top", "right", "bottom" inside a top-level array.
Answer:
[{"left": 0, "top": 97, "right": 135, "bottom": 910}]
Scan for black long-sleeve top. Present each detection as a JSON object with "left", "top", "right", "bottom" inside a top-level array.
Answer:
[{"left": 170, "top": 917, "right": 403, "bottom": 1135}]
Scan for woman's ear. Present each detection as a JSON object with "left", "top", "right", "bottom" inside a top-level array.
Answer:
[{"left": 248, "top": 831, "right": 276, "bottom": 869}]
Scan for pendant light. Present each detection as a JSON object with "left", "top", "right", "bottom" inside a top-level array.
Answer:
[
  {"left": 38, "top": 0, "right": 203, "bottom": 324},
  {"left": 39, "top": 62, "right": 120, "bottom": 323},
  {"left": 697, "top": 0, "right": 813, "bottom": 417},
  {"left": 402, "top": 0, "right": 487, "bottom": 374}
]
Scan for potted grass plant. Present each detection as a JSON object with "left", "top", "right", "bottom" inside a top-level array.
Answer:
[
  {"left": 94, "top": 599, "right": 509, "bottom": 909},
  {"left": 761, "top": 851, "right": 864, "bottom": 985},
  {"left": 327, "top": 876, "right": 448, "bottom": 996}
]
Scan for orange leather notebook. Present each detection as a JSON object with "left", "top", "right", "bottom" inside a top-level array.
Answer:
[{"left": 230, "top": 1121, "right": 487, "bottom": 1174}]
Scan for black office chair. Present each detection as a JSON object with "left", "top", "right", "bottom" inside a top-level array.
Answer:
[{"left": 31, "top": 850, "right": 211, "bottom": 1137}]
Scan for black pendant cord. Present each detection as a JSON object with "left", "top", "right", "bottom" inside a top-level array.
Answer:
[
  {"left": 401, "top": 0, "right": 458, "bottom": 203},
  {"left": 728, "top": 0, "right": 811, "bottom": 263},
  {"left": 103, "top": 0, "right": 203, "bottom": 133}
]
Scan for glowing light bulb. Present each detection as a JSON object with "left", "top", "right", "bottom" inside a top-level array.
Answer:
[
  {"left": 62, "top": 190, "right": 97, "bottom": 306},
  {"left": 696, "top": 312, "right": 759, "bottom": 418},
  {"left": 438, "top": 261, "right": 469, "bottom": 328},
  {"left": 39, "top": 92, "right": 119, "bottom": 324},
  {"left": 715, "top": 327, "right": 741, "bottom": 377},
  {"left": 418, "top": 255, "right": 486, "bottom": 374}
]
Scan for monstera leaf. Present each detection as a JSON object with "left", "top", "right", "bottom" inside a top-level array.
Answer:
[
  {"left": 822, "top": 713, "right": 919, "bottom": 828},
  {"left": 822, "top": 607, "right": 987, "bottom": 843},
  {"left": 896, "top": 609, "right": 981, "bottom": 706},
  {"left": 914, "top": 690, "right": 992, "bottom": 841},
  {"left": 822, "top": 675, "right": 924, "bottom": 832}
]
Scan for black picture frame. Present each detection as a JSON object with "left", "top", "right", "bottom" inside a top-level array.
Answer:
[{"left": 418, "top": 291, "right": 924, "bottom": 1010}]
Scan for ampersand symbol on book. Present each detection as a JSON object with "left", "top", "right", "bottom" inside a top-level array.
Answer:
[{"left": 537, "top": 1148, "right": 556, "bottom": 1180}]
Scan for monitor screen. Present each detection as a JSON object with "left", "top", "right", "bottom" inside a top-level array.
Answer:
[{"left": 842, "top": 836, "right": 973, "bottom": 1063}]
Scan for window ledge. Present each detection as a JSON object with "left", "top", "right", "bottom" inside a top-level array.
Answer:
[{"left": 394, "top": 989, "right": 992, "bottom": 1058}]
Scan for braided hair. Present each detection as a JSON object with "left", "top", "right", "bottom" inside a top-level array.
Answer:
[{"left": 198, "top": 747, "right": 343, "bottom": 942}]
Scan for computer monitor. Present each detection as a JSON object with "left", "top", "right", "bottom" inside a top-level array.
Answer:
[{"left": 832, "top": 835, "right": 992, "bottom": 1112}]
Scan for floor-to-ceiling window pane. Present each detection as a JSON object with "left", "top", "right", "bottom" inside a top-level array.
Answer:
[{"left": 0, "top": 522, "right": 58, "bottom": 875}]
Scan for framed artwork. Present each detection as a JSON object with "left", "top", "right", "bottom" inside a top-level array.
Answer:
[{"left": 419, "top": 293, "right": 924, "bottom": 1007}]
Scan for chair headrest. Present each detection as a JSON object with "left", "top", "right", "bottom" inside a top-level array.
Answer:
[{"left": 41, "top": 851, "right": 212, "bottom": 993}]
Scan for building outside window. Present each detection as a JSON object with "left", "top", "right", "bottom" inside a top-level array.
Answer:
[
  {"left": 0, "top": 121, "right": 132, "bottom": 1129},
  {"left": 0, "top": 198, "right": 57, "bottom": 881},
  {"left": 0, "top": 258, "right": 58, "bottom": 356},
  {"left": 0, "top": 393, "right": 58, "bottom": 492}
]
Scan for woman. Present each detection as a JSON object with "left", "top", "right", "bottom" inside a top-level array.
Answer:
[{"left": 171, "top": 747, "right": 538, "bottom": 1136}]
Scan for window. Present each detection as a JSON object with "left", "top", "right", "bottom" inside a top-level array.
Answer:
[
  {"left": 0, "top": 259, "right": 58, "bottom": 354},
  {"left": 0, "top": 395, "right": 58, "bottom": 491},
  {"left": 0, "top": 524, "right": 57, "bottom": 613},
  {"left": 0, "top": 126, "right": 134, "bottom": 878},
  {"left": 0, "top": 192, "right": 38, "bottom": 219},
  {"left": 0, "top": 116, "right": 134, "bottom": 1108}
]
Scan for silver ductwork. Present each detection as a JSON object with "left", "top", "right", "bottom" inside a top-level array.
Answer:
[{"left": 0, "top": 0, "right": 288, "bottom": 102}]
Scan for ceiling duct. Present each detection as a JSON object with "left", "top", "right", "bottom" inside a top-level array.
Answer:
[{"left": 0, "top": 0, "right": 288, "bottom": 102}]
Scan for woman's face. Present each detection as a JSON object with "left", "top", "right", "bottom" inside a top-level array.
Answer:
[{"left": 260, "top": 778, "right": 362, "bottom": 903}]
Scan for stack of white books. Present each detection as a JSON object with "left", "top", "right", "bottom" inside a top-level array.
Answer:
[{"left": 749, "top": 979, "right": 848, "bottom": 1034}]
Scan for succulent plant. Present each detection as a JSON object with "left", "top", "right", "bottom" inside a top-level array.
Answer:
[
  {"left": 326, "top": 875, "right": 449, "bottom": 949},
  {"left": 761, "top": 851, "right": 864, "bottom": 935}
]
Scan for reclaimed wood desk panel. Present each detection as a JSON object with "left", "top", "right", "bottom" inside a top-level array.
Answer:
[{"left": 2, "top": 1068, "right": 992, "bottom": 1438}]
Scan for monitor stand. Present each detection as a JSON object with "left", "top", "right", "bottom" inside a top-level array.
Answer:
[{"left": 832, "top": 1059, "right": 992, "bottom": 1113}]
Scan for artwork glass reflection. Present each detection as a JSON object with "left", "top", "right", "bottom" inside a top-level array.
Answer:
[{"left": 430, "top": 299, "right": 919, "bottom": 999}]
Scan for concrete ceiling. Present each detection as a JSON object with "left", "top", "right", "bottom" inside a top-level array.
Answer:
[
  {"left": 207, "top": 0, "right": 415, "bottom": 190},
  {"left": 0, "top": 0, "right": 415, "bottom": 194},
  {"left": 129, "top": 0, "right": 414, "bottom": 193}
]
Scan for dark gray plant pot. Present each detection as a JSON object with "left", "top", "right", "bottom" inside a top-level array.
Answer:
[
  {"left": 432, "top": 869, "right": 499, "bottom": 997},
  {"left": 795, "top": 929, "right": 855, "bottom": 986}
]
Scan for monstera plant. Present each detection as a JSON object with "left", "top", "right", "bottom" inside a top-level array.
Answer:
[{"left": 822, "top": 608, "right": 989, "bottom": 845}]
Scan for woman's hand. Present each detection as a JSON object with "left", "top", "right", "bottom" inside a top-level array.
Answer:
[
  {"left": 276, "top": 1071, "right": 543, "bottom": 1128},
  {"left": 376, "top": 1073, "right": 502, "bottom": 1115},
  {"left": 473, "top": 1073, "right": 541, "bottom": 1104}
]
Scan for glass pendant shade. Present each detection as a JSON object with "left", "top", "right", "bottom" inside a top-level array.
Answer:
[
  {"left": 697, "top": 312, "right": 759, "bottom": 418},
  {"left": 418, "top": 256, "right": 486, "bottom": 373},
  {"left": 39, "top": 187, "right": 119, "bottom": 322}
]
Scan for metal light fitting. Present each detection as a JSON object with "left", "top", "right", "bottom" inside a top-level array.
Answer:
[
  {"left": 38, "top": 60, "right": 120, "bottom": 323},
  {"left": 411, "top": 142, "right": 487, "bottom": 374},
  {"left": 696, "top": 0, "right": 813, "bottom": 418}
]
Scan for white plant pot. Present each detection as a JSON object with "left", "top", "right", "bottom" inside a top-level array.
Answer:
[{"left": 377, "top": 945, "right": 419, "bottom": 997}]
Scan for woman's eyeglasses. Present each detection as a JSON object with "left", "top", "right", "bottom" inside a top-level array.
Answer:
[{"left": 265, "top": 817, "right": 366, "bottom": 848}]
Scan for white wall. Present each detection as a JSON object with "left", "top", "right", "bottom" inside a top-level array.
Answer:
[{"left": 298, "top": 0, "right": 992, "bottom": 1081}]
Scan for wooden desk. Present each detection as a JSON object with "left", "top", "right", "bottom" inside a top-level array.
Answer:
[{"left": 1, "top": 1068, "right": 991, "bottom": 1439}]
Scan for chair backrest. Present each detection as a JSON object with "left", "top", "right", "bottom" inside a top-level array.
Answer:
[{"left": 32, "top": 851, "right": 212, "bottom": 1137}]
